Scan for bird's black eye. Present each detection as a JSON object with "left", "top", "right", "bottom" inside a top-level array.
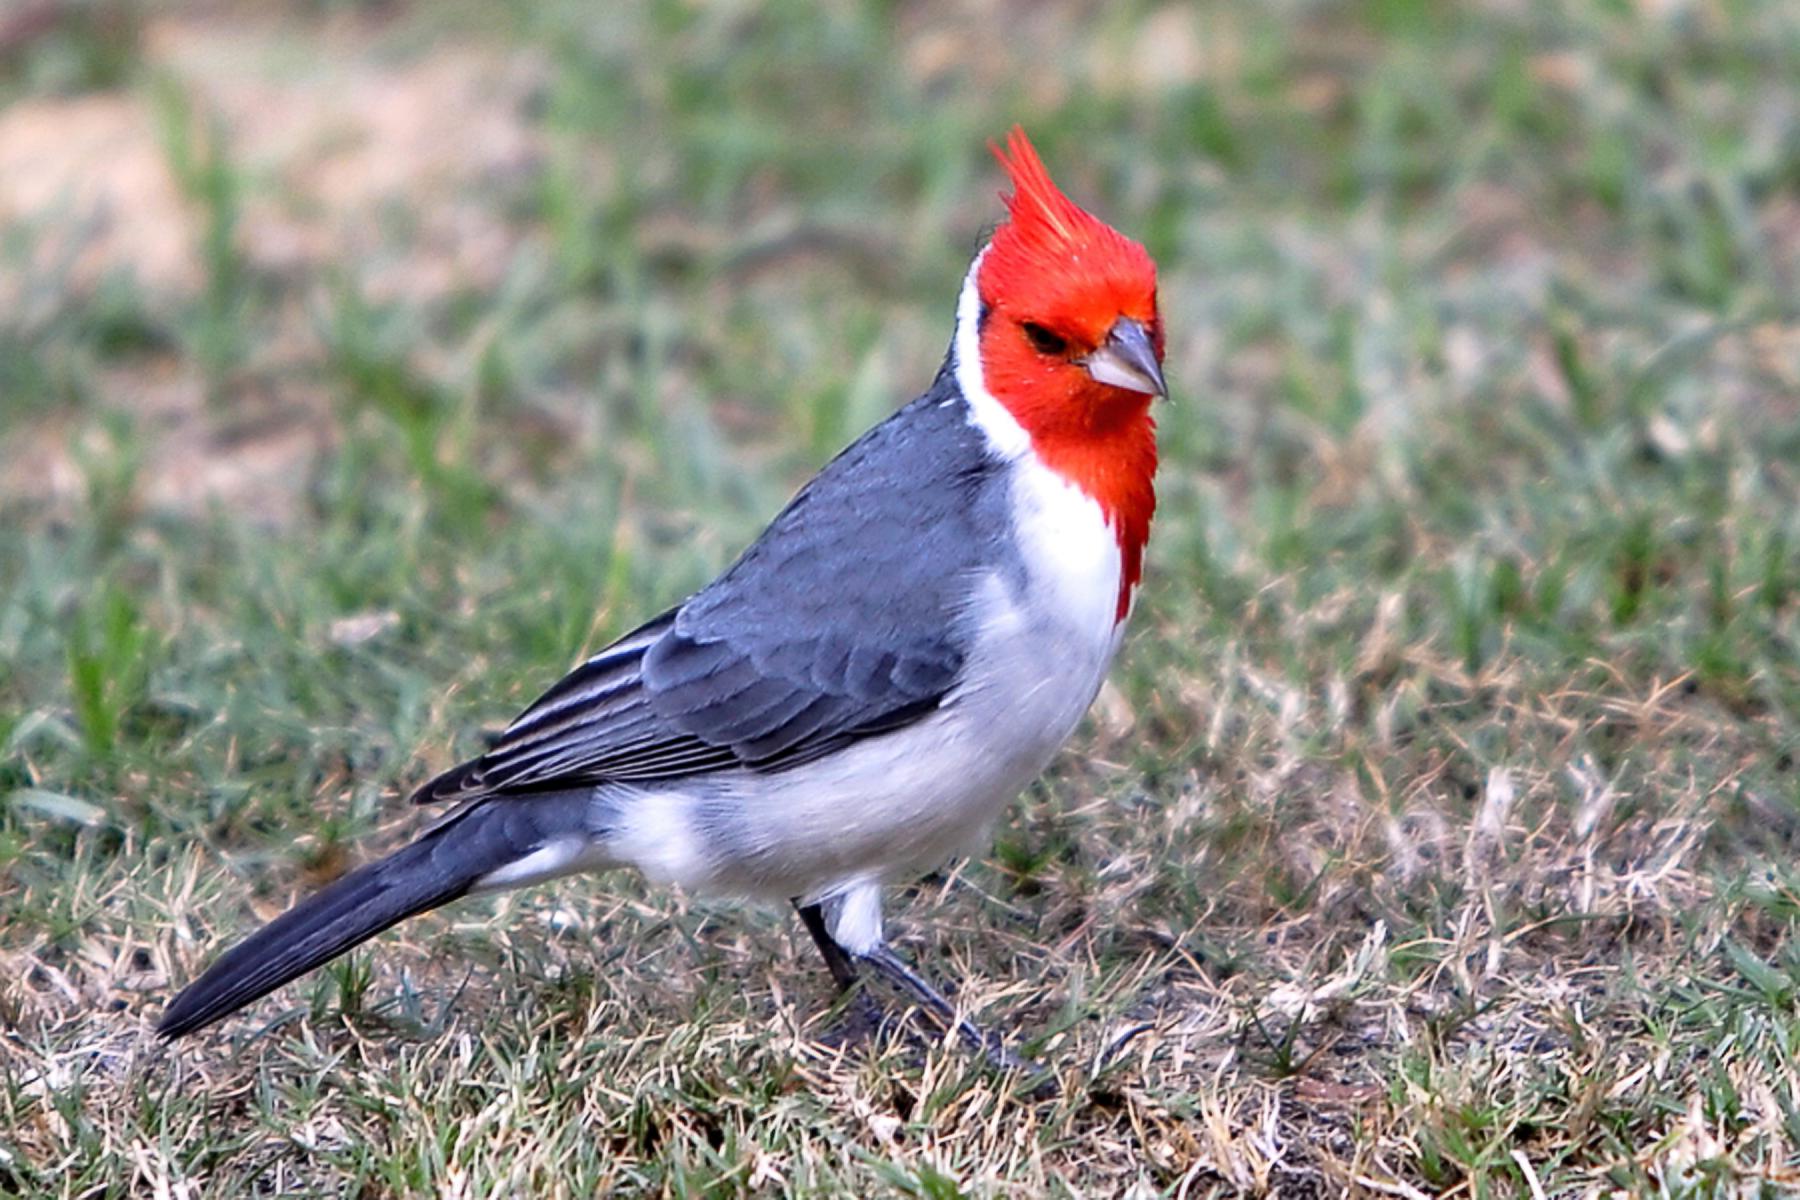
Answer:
[{"left": 1022, "top": 322, "right": 1069, "bottom": 356}]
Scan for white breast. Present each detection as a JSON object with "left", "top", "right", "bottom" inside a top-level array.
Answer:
[
  {"left": 602, "top": 470, "right": 1125, "bottom": 909},
  {"left": 993, "top": 452, "right": 1127, "bottom": 660}
]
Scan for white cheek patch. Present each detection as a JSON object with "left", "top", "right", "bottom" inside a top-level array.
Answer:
[{"left": 953, "top": 249, "right": 1031, "bottom": 461}]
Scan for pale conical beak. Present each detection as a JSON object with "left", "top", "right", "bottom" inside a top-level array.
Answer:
[{"left": 1082, "top": 318, "right": 1167, "bottom": 398}]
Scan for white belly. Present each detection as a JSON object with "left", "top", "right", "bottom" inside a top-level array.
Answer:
[{"left": 601, "top": 453, "right": 1127, "bottom": 903}]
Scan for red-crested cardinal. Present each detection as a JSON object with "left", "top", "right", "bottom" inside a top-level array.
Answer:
[{"left": 158, "top": 128, "right": 1166, "bottom": 1068}]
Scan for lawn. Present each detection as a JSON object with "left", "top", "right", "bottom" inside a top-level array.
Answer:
[{"left": 3, "top": 1, "right": 1799, "bottom": 1195}]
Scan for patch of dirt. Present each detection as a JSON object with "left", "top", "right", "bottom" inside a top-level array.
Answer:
[
  {"left": 0, "top": 91, "right": 198, "bottom": 302},
  {"left": 143, "top": 17, "right": 545, "bottom": 300},
  {"left": 0, "top": 10, "right": 545, "bottom": 524}
]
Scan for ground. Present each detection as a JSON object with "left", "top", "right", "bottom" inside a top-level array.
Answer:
[{"left": 2, "top": 1, "right": 1799, "bottom": 1196}]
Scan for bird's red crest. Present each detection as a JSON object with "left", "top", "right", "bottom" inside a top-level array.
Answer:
[
  {"left": 975, "top": 127, "right": 1162, "bottom": 621},
  {"left": 981, "top": 129, "right": 1160, "bottom": 351}
]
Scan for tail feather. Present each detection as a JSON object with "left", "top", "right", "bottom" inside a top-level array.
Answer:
[{"left": 158, "top": 796, "right": 588, "bottom": 1039}]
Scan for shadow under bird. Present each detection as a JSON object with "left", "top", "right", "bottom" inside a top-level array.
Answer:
[{"left": 158, "top": 127, "right": 1168, "bottom": 1071}]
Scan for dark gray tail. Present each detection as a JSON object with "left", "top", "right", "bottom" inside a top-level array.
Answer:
[{"left": 158, "top": 797, "right": 585, "bottom": 1039}]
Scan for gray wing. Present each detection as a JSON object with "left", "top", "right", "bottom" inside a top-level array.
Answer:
[{"left": 413, "top": 370, "right": 1014, "bottom": 805}]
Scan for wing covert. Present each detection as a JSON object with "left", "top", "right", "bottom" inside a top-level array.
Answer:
[{"left": 411, "top": 369, "right": 1011, "bottom": 805}]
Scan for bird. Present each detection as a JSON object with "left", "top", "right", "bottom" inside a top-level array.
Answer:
[{"left": 157, "top": 126, "right": 1166, "bottom": 1071}]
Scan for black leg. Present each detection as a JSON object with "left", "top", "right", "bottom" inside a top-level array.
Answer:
[
  {"left": 794, "top": 901, "right": 861, "bottom": 992},
  {"left": 794, "top": 900, "right": 886, "bottom": 1048}
]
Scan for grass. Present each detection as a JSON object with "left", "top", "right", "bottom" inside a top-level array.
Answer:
[{"left": 3, "top": 0, "right": 1800, "bottom": 1195}]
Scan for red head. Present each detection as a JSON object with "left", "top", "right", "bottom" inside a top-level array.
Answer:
[{"left": 975, "top": 127, "right": 1164, "bottom": 618}]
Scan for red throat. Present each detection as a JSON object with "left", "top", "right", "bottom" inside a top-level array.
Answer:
[
  {"left": 975, "top": 128, "right": 1162, "bottom": 621},
  {"left": 986, "top": 361, "right": 1158, "bottom": 622}
]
